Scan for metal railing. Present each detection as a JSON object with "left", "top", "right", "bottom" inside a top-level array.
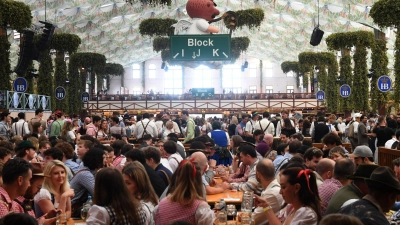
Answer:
[
  {"left": 90, "top": 92, "right": 317, "bottom": 101},
  {"left": 0, "top": 90, "right": 51, "bottom": 111}
]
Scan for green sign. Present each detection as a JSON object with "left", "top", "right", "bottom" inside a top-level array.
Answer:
[
  {"left": 170, "top": 34, "right": 231, "bottom": 61},
  {"left": 192, "top": 88, "right": 215, "bottom": 97}
]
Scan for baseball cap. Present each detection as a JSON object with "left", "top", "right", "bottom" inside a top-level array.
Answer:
[{"left": 349, "top": 145, "right": 373, "bottom": 158}]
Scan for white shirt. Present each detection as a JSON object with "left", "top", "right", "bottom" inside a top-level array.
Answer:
[
  {"left": 385, "top": 137, "right": 398, "bottom": 149},
  {"left": 160, "top": 158, "right": 173, "bottom": 173},
  {"left": 133, "top": 118, "right": 158, "bottom": 138},
  {"left": 253, "top": 179, "right": 284, "bottom": 225},
  {"left": 253, "top": 119, "right": 275, "bottom": 135},
  {"left": 168, "top": 153, "right": 183, "bottom": 173},
  {"left": 12, "top": 119, "right": 30, "bottom": 136},
  {"left": 245, "top": 120, "right": 258, "bottom": 135}
]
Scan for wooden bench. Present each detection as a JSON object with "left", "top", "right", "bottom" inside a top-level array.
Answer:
[{"left": 378, "top": 147, "right": 400, "bottom": 168}]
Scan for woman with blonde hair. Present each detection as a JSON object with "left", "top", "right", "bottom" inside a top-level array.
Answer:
[
  {"left": 86, "top": 167, "right": 146, "bottom": 225},
  {"left": 122, "top": 161, "right": 159, "bottom": 225},
  {"left": 60, "top": 121, "right": 75, "bottom": 143},
  {"left": 153, "top": 160, "right": 215, "bottom": 225},
  {"left": 34, "top": 160, "right": 74, "bottom": 219}
]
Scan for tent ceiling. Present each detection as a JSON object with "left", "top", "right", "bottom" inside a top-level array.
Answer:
[{"left": 11, "top": 0, "right": 396, "bottom": 67}]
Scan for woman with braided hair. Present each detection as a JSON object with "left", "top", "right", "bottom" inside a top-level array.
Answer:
[{"left": 254, "top": 167, "right": 321, "bottom": 225}]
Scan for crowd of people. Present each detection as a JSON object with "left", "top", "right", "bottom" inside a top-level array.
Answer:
[{"left": 0, "top": 108, "right": 398, "bottom": 224}]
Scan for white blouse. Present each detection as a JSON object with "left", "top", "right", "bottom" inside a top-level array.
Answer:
[
  {"left": 153, "top": 203, "right": 215, "bottom": 225},
  {"left": 34, "top": 188, "right": 59, "bottom": 209},
  {"left": 86, "top": 204, "right": 148, "bottom": 225},
  {"left": 280, "top": 205, "right": 318, "bottom": 225}
]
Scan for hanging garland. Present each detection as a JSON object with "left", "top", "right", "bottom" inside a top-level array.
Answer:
[
  {"left": 104, "top": 63, "right": 124, "bottom": 90},
  {"left": 68, "top": 53, "right": 106, "bottom": 114},
  {"left": 106, "top": 75, "right": 111, "bottom": 91},
  {"left": 298, "top": 52, "right": 339, "bottom": 112},
  {"left": 394, "top": 32, "right": 400, "bottom": 109},
  {"left": 54, "top": 57, "right": 69, "bottom": 112},
  {"left": 224, "top": 8, "right": 265, "bottom": 30},
  {"left": 68, "top": 55, "right": 81, "bottom": 115},
  {"left": 0, "top": 0, "right": 31, "bottom": 91},
  {"left": 326, "top": 31, "right": 374, "bottom": 112},
  {"left": 0, "top": 36, "right": 11, "bottom": 91},
  {"left": 370, "top": 0, "right": 400, "bottom": 109},
  {"left": 105, "top": 63, "right": 124, "bottom": 76},
  {"left": 51, "top": 34, "right": 81, "bottom": 55},
  {"left": 281, "top": 61, "right": 300, "bottom": 87},
  {"left": 353, "top": 45, "right": 369, "bottom": 111},
  {"left": 370, "top": 39, "right": 389, "bottom": 112},
  {"left": 51, "top": 34, "right": 81, "bottom": 113},
  {"left": 0, "top": 0, "right": 32, "bottom": 32},
  {"left": 339, "top": 54, "right": 352, "bottom": 111},
  {"left": 139, "top": 19, "right": 177, "bottom": 37},
  {"left": 153, "top": 37, "right": 169, "bottom": 53}
]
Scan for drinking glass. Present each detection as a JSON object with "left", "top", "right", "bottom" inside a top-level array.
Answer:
[
  {"left": 241, "top": 213, "right": 251, "bottom": 225},
  {"left": 81, "top": 204, "right": 90, "bottom": 222},
  {"left": 241, "top": 191, "right": 254, "bottom": 212},
  {"left": 56, "top": 212, "right": 67, "bottom": 225},
  {"left": 216, "top": 211, "right": 227, "bottom": 225}
]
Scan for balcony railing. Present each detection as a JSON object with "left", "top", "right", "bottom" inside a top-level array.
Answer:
[
  {"left": 91, "top": 93, "right": 317, "bottom": 101},
  {"left": 0, "top": 90, "right": 51, "bottom": 111}
]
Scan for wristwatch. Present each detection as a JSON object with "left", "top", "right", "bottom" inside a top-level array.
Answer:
[{"left": 263, "top": 206, "right": 272, "bottom": 212}]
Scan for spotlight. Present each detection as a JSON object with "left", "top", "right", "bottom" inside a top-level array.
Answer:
[
  {"left": 161, "top": 62, "right": 166, "bottom": 69},
  {"left": 367, "top": 68, "right": 375, "bottom": 79},
  {"left": 244, "top": 61, "right": 248, "bottom": 68},
  {"left": 65, "top": 78, "right": 70, "bottom": 85}
]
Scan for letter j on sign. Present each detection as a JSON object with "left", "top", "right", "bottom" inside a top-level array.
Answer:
[{"left": 170, "top": 34, "right": 231, "bottom": 61}]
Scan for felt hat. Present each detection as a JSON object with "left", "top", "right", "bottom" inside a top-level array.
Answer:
[
  {"left": 15, "top": 140, "right": 35, "bottom": 152},
  {"left": 347, "top": 164, "right": 380, "bottom": 180},
  {"left": 365, "top": 166, "right": 400, "bottom": 193},
  {"left": 31, "top": 163, "right": 49, "bottom": 177}
]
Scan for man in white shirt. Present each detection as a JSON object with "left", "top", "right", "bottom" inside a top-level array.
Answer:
[
  {"left": 385, "top": 130, "right": 400, "bottom": 149},
  {"left": 163, "top": 140, "right": 183, "bottom": 173},
  {"left": 12, "top": 112, "right": 30, "bottom": 136},
  {"left": 133, "top": 112, "right": 158, "bottom": 139},
  {"left": 253, "top": 112, "right": 275, "bottom": 135},
  {"left": 253, "top": 158, "right": 284, "bottom": 225},
  {"left": 245, "top": 111, "right": 259, "bottom": 137},
  {"left": 275, "top": 110, "right": 294, "bottom": 137}
]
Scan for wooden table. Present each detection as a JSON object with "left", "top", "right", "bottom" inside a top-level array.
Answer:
[{"left": 206, "top": 190, "right": 243, "bottom": 205}]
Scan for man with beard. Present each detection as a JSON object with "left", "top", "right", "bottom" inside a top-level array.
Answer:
[{"left": 14, "top": 163, "right": 59, "bottom": 224}]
